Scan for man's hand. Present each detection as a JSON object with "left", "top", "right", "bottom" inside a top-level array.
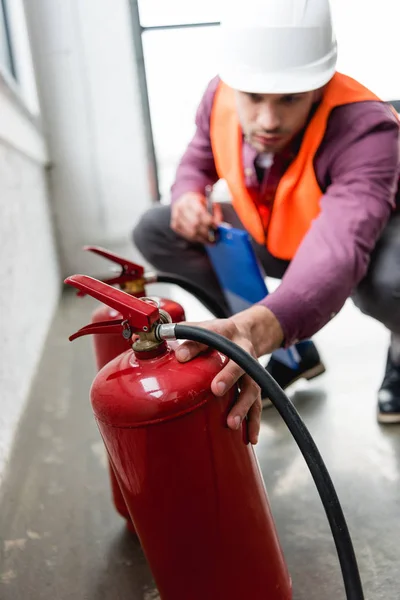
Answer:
[
  {"left": 174, "top": 305, "right": 284, "bottom": 445},
  {"left": 171, "top": 192, "right": 222, "bottom": 243}
]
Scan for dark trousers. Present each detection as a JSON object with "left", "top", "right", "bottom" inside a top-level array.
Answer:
[{"left": 133, "top": 204, "right": 400, "bottom": 339}]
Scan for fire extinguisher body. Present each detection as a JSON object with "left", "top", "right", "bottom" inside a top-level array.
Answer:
[
  {"left": 91, "top": 344, "right": 292, "bottom": 600},
  {"left": 90, "top": 299, "right": 185, "bottom": 530}
]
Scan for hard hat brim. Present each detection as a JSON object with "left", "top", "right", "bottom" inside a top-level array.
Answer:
[{"left": 219, "top": 48, "right": 337, "bottom": 95}]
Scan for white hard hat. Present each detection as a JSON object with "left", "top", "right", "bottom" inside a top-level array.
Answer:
[{"left": 217, "top": 0, "right": 338, "bottom": 94}]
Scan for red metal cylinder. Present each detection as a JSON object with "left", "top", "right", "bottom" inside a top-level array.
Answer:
[
  {"left": 90, "top": 343, "right": 292, "bottom": 600},
  {"left": 91, "top": 297, "right": 185, "bottom": 532}
]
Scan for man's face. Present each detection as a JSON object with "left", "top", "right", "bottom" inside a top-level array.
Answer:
[{"left": 235, "top": 89, "right": 319, "bottom": 153}]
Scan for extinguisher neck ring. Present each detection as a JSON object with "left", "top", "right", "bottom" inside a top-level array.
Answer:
[{"left": 156, "top": 323, "right": 177, "bottom": 341}]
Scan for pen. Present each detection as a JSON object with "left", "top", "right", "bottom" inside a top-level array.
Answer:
[{"left": 205, "top": 185, "right": 216, "bottom": 243}]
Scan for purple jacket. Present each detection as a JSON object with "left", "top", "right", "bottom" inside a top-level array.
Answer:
[{"left": 171, "top": 76, "right": 400, "bottom": 346}]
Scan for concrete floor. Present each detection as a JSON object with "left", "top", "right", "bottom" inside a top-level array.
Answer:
[{"left": 0, "top": 283, "right": 399, "bottom": 599}]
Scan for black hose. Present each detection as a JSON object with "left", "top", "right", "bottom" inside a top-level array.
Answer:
[
  {"left": 167, "top": 324, "right": 364, "bottom": 600},
  {"left": 154, "top": 273, "right": 230, "bottom": 319}
]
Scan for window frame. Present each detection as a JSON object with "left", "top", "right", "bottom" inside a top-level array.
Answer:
[
  {"left": 0, "top": 0, "right": 17, "bottom": 80},
  {"left": 128, "top": 0, "right": 219, "bottom": 201}
]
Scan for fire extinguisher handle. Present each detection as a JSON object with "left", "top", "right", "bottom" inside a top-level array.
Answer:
[
  {"left": 65, "top": 275, "right": 159, "bottom": 335},
  {"left": 83, "top": 245, "right": 145, "bottom": 276},
  {"left": 68, "top": 319, "right": 133, "bottom": 342},
  {"left": 76, "top": 246, "right": 145, "bottom": 293}
]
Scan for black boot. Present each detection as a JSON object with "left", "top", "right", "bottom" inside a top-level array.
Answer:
[
  {"left": 263, "top": 341, "right": 326, "bottom": 409},
  {"left": 377, "top": 350, "right": 400, "bottom": 424}
]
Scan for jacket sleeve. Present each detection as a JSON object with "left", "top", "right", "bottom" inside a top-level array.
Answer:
[{"left": 260, "top": 104, "right": 400, "bottom": 346}]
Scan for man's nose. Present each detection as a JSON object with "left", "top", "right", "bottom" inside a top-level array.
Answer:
[{"left": 257, "top": 103, "right": 281, "bottom": 131}]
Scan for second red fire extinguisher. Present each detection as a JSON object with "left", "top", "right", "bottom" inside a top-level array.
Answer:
[
  {"left": 77, "top": 246, "right": 186, "bottom": 533},
  {"left": 77, "top": 246, "right": 230, "bottom": 533}
]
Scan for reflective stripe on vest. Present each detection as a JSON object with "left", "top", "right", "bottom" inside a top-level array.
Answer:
[{"left": 210, "top": 72, "right": 383, "bottom": 260}]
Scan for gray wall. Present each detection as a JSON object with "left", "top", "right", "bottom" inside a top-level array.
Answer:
[
  {"left": 0, "top": 0, "right": 158, "bottom": 485},
  {"left": 0, "top": 73, "right": 60, "bottom": 484},
  {"left": 23, "top": 0, "right": 155, "bottom": 278}
]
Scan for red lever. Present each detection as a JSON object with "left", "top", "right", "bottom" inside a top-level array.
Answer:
[
  {"left": 78, "top": 246, "right": 145, "bottom": 294},
  {"left": 65, "top": 275, "right": 159, "bottom": 340},
  {"left": 68, "top": 319, "right": 126, "bottom": 341},
  {"left": 83, "top": 246, "right": 145, "bottom": 276}
]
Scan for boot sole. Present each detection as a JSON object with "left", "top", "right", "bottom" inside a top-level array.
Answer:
[
  {"left": 377, "top": 411, "right": 400, "bottom": 424},
  {"left": 262, "top": 362, "right": 326, "bottom": 409}
]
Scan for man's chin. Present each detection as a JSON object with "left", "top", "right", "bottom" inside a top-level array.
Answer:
[{"left": 254, "top": 139, "right": 289, "bottom": 153}]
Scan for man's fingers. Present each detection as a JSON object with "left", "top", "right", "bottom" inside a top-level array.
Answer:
[
  {"left": 198, "top": 210, "right": 214, "bottom": 228},
  {"left": 211, "top": 336, "right": 254, "bottom": 396},
  {"left": 211, "top": 360, "right": 244, "bottom": 397},
  {"left": 226, "top": 375, "right": 261, "bottom": 433},
  {"left": 183, "top": 206, "right": 205, "bottom": 227},
  {"left": 195, "top": 222, "right": 215, "bottom": 243},
  {"left": 246, "top": 396, "right": 262, "bottom": 445},
  {"left": 175, "top": 340, "right": 208, "bottom": 362},
  {"left": 171, "top": 206, "right": 213, "bottom": 243},
  {"left": 171, "top": 316, "right": 262, "bottom": 444},
  {"left": 190, "top": 211, "right": 214, "bottom": 241},
  {"left": 172, "top": 217, "right": 202, "bottom": 242},
  {"left": 174, "top": 318, "right": 233, "bottom": 361},
  {"left": 177, "top": 350, "right": 262, "bottom": 443}
]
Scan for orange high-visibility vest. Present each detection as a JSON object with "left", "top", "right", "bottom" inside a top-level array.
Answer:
[{"left": 210, "top": 72, "right": 383, "bottom": 260}]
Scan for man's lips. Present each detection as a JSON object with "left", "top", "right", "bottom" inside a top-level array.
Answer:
[{"left": 253, "top": 133, "right": 284, "bottom": 144}]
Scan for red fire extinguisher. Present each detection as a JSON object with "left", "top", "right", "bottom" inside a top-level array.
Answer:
[
  {"left": 76, "top": 246, "right": 187, "bottom": 533},
  {"left": 66, "top": 274, "right": 292, "bottom": 600},
  {"left": 66, "top": 274, "right": 365, "bottom": 600}
]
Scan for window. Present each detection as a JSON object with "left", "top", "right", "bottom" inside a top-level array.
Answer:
[
  {"left": 135, "top": 2, "right": 220, "bottom": 201},
  {"left": 138, "top": 0, "right": 220, "bottom": 28},
  {"left": 0, "top": 0, "right": 40, "bottom": 116},
  {"left": 142, "top": 25, "right": 219, "bottom": 201},
  {"left": 0, "top": 0, "right": 16, "bottom": 79}
]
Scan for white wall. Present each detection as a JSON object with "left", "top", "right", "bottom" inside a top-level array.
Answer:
[
  {"left": 23, "top": 0, "right": 155, "bottom": 278},
  {"left": 0, "top": 1, "right": 60, "bottom": 485},
  {"left": 332, "top": 0, "right": 400, "bottom": 101}
]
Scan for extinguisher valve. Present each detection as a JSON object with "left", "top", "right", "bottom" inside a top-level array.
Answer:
[
  {"left": 65, "top": 275, "right": 171, "bottom": 350},
  {"left": 78, "top": 246, "right": 147, "bottom": 294},
  {"left": 132, "top": 306, "right": 172, "bottom": 352}
]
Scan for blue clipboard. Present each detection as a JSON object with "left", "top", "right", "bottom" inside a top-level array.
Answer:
[{"left": 206, "top": 224, "right": 300, "bottom": 369}]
